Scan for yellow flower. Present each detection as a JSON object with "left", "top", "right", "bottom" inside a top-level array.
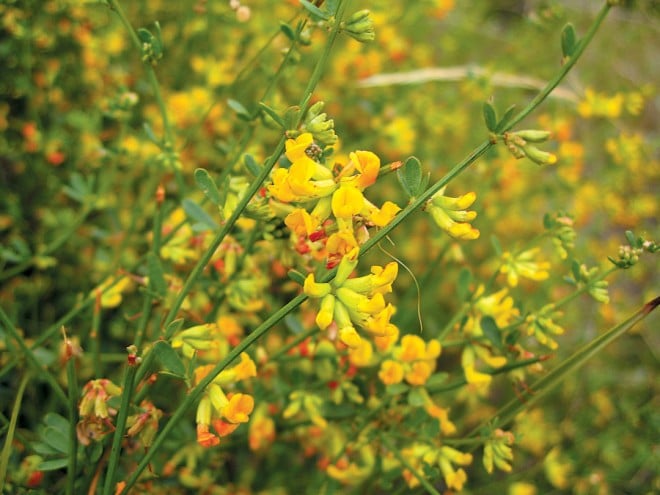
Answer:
[
  {"left": 332, "top": 183, "right": 365, "bottom": 219},
  {"left": 348, "top": 338, "right": 374, "bottom": 367},
  {"left": 93, "top": 276, "right": 132, "bottom": 309},
  {"left": 285, "top": 133, "right": 314, "bottom": 162},
  {"left": 427, "top": 188, "right": 479, "bottom": 240},
  {"left": 349, "top": 150, "right": 380, "bottom": 189},
  {"left": 500, "top": 248, "right": 550, "bottom": 287},
  {"left": 222, "top": 393, "right": 254, "bottom": 424},
  {"left": 378, "top": 359, "right": 404, "bottom": 385}
]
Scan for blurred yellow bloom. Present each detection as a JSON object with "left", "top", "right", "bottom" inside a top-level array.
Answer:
[{"left": 500, "top": 248, "right": 550, "bottom": 287}]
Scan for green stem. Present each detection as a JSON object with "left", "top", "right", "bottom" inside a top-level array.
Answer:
[
  {"left": 468, "top": 296, "right": 658, "bottom": 437},
  {"left": 0, "top": 372, "right": 30, "bottom": 490},
  {"left": 0, "top": 307, "right": 67, "bottom": 406},
  {"left": 119, "top": 4, "right": 350, "bottom": 492},
  {"left": 66, "top": 357, "right": 79, "bottom": 495},
  {"left": 381, "top": 436, "right": 441, "bottom": 495},
  {"left": 91, "top": 303, "right": 102, "bottom": 378},
  {"left": 500, "top": 2, "right": 611, "bottom": 131},
  {"left": 102, "top": 363, "right": 138, "bottom": 495},
  {"left": 552, "top": 266, "right": 617, "bottom": 310},
  {"left": 107, "top": 0, "right": 184, "bottom": 190}
]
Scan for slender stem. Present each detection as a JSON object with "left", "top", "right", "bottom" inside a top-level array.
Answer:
[
  {"left": 119, "top": 4, "right": 351, "bottom": 492},
  {"left": 467, "top": 296, "right": 658, "bottom": 437},
  {"left": 381, "top": 436, "right": 442, "bottom": 495},
  {"left": 501, "top": 2, "right": 611, "bottom": 131},
  {"left": 66, "top": 357, "right": 79, "bottom": 495},
  {"left": 107, "top": 0, "right": 183, "bottom": 189},
  {"left": 102, "top": 363, "right": 138, "bottom": 495},
  {"left": 0, "top": 307, "right": 67, "bottom": 405},
  {"left": 0, "top": 372, "right": 30, "bottom": 490}
]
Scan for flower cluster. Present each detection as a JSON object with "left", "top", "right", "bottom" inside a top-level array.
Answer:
[
  {"left": 303, "top": 255, "right": 399, "bottom": 347},
  {"left": 76, "top": 379, "right": 122, "bottom": 445},
  {"left": 377, "top": 334, "right": 441, "bottom": 386},
  {"left": 268, "top": 132, "right": 401, "bottom": 268},
  {"left": 193, "top": 352, "right": 257, "bottom": 447}
]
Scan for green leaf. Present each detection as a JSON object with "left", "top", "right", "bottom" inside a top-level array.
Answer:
[
  {"left": 624, "top": 230, "right": 637, "bottom": 247},
  {"left": 38, "top": 457, "right": 69, "bottom": 471},
  {"left": 42, "top": 426, "right": 70, "bottom": 454},
  {"left": 299, "top": 0, "right": 330, "bottom": 20},
  {"left": 279, "top": 21, "right": 296, "bottom": 41},
  {"left": 425, "top": 372, "right": 449, "bottom": 388},
  {"left": 483, "top": 101, "right": 498, "bottom": 132},
  {"left": 407, "top": 387, "right": 426, "bottom": 407},
  {"left": 194, "top": 168, "right": 222, "bottom": 206},
  {"left": 287, "top": 269, "right": 306, "bottom": 285},
  {"left": 495, "top": 104, "right": 517, "bottom": 132},
  {"left": 147, "top": 252, "right": 167, "bottom": 297},
  {"left": 152, "top": 341, "right": 187, "bottom": 378},
  {"left": 182, "top": 198, "right": 218, "bottom": 230},
  {"left": 244, "top": 154, "right": 262, "bottom": 177},
  {"left": 44, "top": 413, "right": 69, "bottom": 431},
  {"left": 227, "top": 98, "right": 251, "bottom": 120},
  {"left": 457, "top": 268, "right": 473, "bottom": 302},
  {"left": 164, "top": 318, "right": 185, "bottom": 339},
  {"left": 143, "top": 123, "right": 161, "bottom": 146},
  {"left": 481, "top": 316, "right": 503, "bottom": 350},
  {"left": 561, "top": 23, "right": 577, "bottom": 58},
  {"left": 259, "top": 102, "right": 285, "bottom": 129},
  {"left": 571, "top": 259, "right": 581, "bottom": 282},
  {"left": 386, "top": 383, "right": 410, "bottom": 395},
  {"left": 397, "top": 156, "right": 424, "bottom": 198},
  {"left": 32, "top": 442, "right": 61, "bottom": 456}
]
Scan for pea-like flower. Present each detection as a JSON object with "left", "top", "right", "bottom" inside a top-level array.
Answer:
[
  {"left": 426, "top": 187, "right": 479, "bottom": 240},
  {"left": 500, "top": 248, "right": 550, "bottom": 287}
]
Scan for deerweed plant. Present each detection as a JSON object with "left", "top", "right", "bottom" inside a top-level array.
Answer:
[{"left": 1, "top": 1, "right": 658, "bottom": 494}]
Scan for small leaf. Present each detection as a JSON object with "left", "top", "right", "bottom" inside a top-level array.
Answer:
[
  {"left": 259, "top": 102, "right": 285, "bottom": 129},
  {"left": 194, "top": 168, "right": 222, "bottom": 206},
  {"left": 386, "top": 383, "right": 410, "bottom": 395},
  {"left": 38, "top": 458, "right": 69, "bottom": 471},
  {"left": 425, "top": 372, "right": 449, "bottom": 388},
  {"left": 244, "top": 154, "right": 262, "bottom": 177},
  {"left": 483, "top": 101, "right": 498, "bottom": 132},
  {"left": 481, "top": 316, "right": 503, "bottom": 350},
  {"left": 279, "top": 21, "right": 296, "bottom": 41},
  {"left": 137, "top": 28, "right": 153, "bottom": 44},
  {"left": 624, "top": 230, "right": 637, "bottom": 247},
  {"left": 147, "top": 253, "right": 167, "bottom": 297},
  {"left": 42, "top": 426, "right": 70, "bottom": 454},
  {"left": 396, "top": 156, "right": 423, "bottom": 198},
  {"left": 143, "top": 123, "right": 161, "bottom": 146},
  {"left": 457, "top": 268, "right": 473, "bottom": 302},
  {"left": 164, "top": 318, "right": 184, "bottom": 339},
  {"left": 561, "top": 23, "right": 577, "bottom": 58},
  {"left": 153, "top": 341, "right": 187, "bottom": 378},
  {"left": 496, "top": 104, "right": 517, "bottom": 132},
  {"left": 44, "top": 413, "right": 69, "bottom": 432},
  {"left": 288, "top": 269, "right": 305, "bottom": 285},
  {"left": 299, "top": 0, "right": 330, "bottom": 20},
  {"left": 32, "top": 442, "right": 61, "bottom": 456},
  {"left": 227, "top": 98, "right": 251, "bottom": 120},
  {"left": 182, "top": 198, "right": 219, "bottom": 230},
  {"left": 407, "top": 387, "right": 426, "bottom": 407},
  {"left": 571, "top": 259, "right": 581, "bottom": 282}
]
